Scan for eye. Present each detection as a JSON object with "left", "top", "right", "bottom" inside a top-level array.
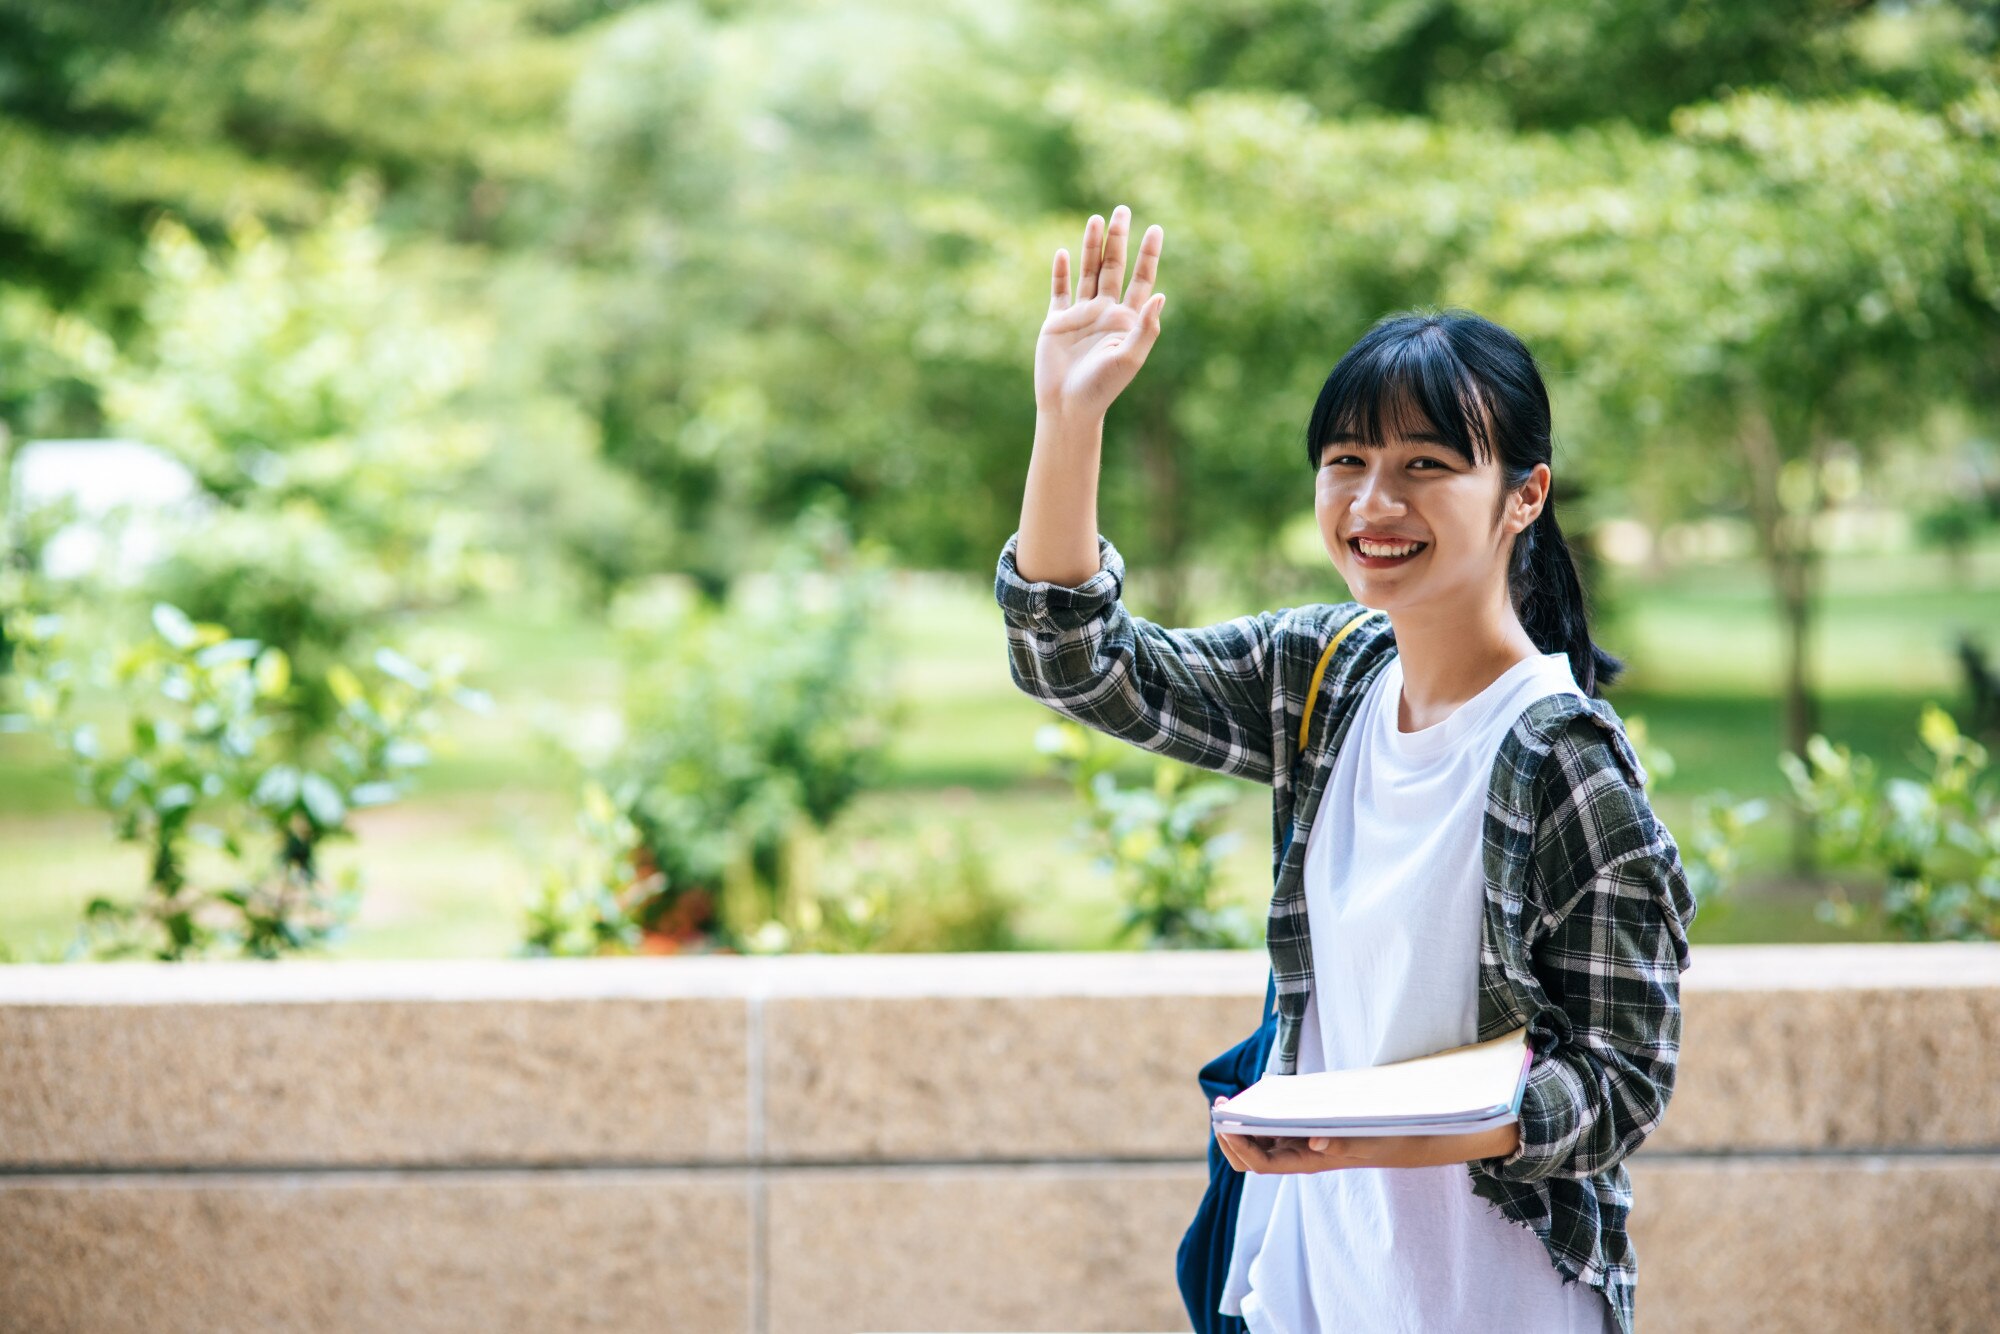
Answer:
[{"left": 1319, "top": 454, "right": 1450, "bottom": 470}]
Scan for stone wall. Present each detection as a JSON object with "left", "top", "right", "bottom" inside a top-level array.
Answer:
[{"left": 2, "top": 944, "right": 1997, "bottom": 1332}]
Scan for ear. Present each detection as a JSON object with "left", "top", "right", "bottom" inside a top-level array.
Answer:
[{"left": 1511, "top": 463, "right": 1552, "bottom": 534}]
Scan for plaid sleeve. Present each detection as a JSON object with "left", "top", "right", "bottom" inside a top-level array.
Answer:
[
  {"left": 1480, "top": 714, "right": 1698, "bottom": 1183},
  {"left": 994, "top": 529, "right": 1280, "bottom": 785}
]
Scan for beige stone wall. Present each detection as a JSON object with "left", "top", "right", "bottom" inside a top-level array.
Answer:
[{"left": 2, "top": 945, "right": 1997, "bottom": 1332}]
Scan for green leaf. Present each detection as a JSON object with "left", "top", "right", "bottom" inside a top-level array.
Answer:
[
  {"left": 254, "top": 764, "right": 302, "bottom": 810},
  {"left": 254, "top": 648, "right": 292, "bottom": 699},
  {"left": 373, "top": 647, "right": 431, "bottom": 690},
  {"left": 383, "top": 739, "right": 430, "bottom": 768},
  {"left": 327, "top": 664, "right": 366, "bottom": 710},
  {"left": 151, "top": 604, "right": 199, "bottom": 650},
  {"left": 348, "top": 781, "right": 401, "bottom": 807},
  {"left": 300, "top": 772, "right": 347, "bottom": 828},
  {"left": 194, "top": 638, "right": 262, "bottom": 669}
]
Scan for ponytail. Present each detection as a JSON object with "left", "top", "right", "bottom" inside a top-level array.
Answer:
[{"left": 1510, "top": 499, "right": 1624, "bottom": 698}]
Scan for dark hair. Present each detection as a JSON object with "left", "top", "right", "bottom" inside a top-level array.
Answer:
[{"left": 1301, "top": 306, "right": 1624, "bottom": 697}]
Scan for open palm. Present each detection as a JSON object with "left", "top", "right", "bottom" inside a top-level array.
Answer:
[{"left": 1034, "top": 204, "right": 1167, "bottom": 421}]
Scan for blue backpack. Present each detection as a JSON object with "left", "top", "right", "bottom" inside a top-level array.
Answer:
[
  {"left": 1174, "top": 608, "right": 1382, "bottom": 1332},
  {"left": 1175, "top": 966, "right": 1279, "bottom": 1333}
]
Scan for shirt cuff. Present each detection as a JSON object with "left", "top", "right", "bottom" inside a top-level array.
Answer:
[
  {"left": 993, "top": 529, "right": 1126, "bottom": 629},
  {"left": 1482, "top": 1014, "right": 1575, "bottom": 1177}
]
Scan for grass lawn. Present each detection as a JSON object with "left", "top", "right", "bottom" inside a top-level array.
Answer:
[{"left": 3, "top": 534, "right": 1992, "bottom": 961}]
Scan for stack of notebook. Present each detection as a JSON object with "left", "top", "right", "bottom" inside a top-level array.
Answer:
[{"left": 1211, "top": 1025, "right": 1533, "bottom": 1138}]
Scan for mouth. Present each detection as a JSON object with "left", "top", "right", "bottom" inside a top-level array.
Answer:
[{"left": 1348, "top": 537, "right": 1428, "bottom": 568}]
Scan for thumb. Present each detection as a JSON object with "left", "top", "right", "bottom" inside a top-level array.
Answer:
[
  {"left": 1309, "top": 1137, "right": 1330, "bottom": 1152},
  {"left": 1122, "top": 293, "right": 1165, "bottom": 362}
]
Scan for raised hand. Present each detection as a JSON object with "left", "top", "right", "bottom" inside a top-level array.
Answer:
[{"left": 1034, "top": 204, "right": 1167, "bottom": 421}]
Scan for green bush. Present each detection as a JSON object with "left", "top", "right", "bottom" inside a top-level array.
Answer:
[
  {"left": 1678, "top": 789, "right": 1772, "bottom": 916},
  {"left": 739, "top": 819, "right": 1026, "bottom": 956},
  {"left": 1780, "top": 702, "right": 1999, "bottom": 941},
  {"left": 58, "top": 184, "right": 505, "bottom": 729},
  {"left": 1622, "top": 712, "right": 1767, "bottom": 920},
  {"left": 0, "top": 439, "right": 77, "bottom": 683},
  {"left": 1036, "top": 720, "right": 1257, "bottom": 950},
  {"left": 526, "top": 504, "right": 907, "bottom": 954},
  {"left": 2, "top": 601, "right": 486, "bottom": 960},
  {"left": 518, "top": 780, "right": 659, "bottom": 958}
]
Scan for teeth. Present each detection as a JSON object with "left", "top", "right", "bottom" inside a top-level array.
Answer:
[{"left": 1356, "top": 538, "right": 1423, "bottom": 557}]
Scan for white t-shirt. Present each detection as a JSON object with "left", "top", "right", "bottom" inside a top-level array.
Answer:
[{"left": 1221, "top": 648, "right": 1617, "bottom": 1334}]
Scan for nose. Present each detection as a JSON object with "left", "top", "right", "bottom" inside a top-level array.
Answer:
[{"left": 1347, "top": 461, "right": 1410, "bottom": 524}]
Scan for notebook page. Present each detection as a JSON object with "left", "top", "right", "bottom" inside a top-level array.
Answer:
[{"left": 1218, "top": 1026, "right": 1529, "bottom": 1123}]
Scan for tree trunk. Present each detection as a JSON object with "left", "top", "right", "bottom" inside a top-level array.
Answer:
[
  {"left": 1740, "top": 409, "right": 1825, "bottom": 877},
  {"left": 1134, "top": 407, "right": 1190, "bottom": 626}
]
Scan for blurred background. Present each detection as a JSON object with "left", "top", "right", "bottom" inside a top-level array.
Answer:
[{"left": 2, "top": 0, "right": 1997, "bottom": 965}]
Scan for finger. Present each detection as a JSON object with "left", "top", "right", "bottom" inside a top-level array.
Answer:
[
  {"left": 1122, "top": 223, "right": 1163, "bottom": 310},
  {"left": 1309, "top": 1137, "right": 1330, "bottom": 1152},
  {"left": 1043, "top": 295, "right": 1097, "bottom": 334},
  {"left": 1117, "top": 292, "right": 1165, "bottom": 364},
  {"left": 1076, "top": 213, "right": 1104, "bottom": 301},
  {"left": 1097, "top": 204, "right": 1130, "bottom": 304},
  {"left": 1050, "top": 247, "right": 1070, "bottom": 312},
  {"left": 1215, "top": 1130, "right": 1243, "bottom": 1172}
]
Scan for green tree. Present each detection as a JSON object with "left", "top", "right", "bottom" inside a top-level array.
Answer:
[
  {"left": 0, "top": 0, "right": 583, "bottom": 324},
  {"left": 57, "top": 183, "right": 505, "bottom": 724},
  {"left": 1023, "top": 0, "right": 1996, "bottom": 131},
  {"left": 1461, "top": 87, "right": 2000, "bottom": 863}
]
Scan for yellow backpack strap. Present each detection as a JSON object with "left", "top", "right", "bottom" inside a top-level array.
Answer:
[{"left": 1297, "top": 608, "right": 1384, "bottom": 755}]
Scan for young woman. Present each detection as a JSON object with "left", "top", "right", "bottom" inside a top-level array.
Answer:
[{"left": 995, "top": 206, "right": 1697, "bottom": 1334}]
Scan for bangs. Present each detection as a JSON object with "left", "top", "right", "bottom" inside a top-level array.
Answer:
[{"left": 1305, "top": 322, "right": 1494, "bottom": 470}]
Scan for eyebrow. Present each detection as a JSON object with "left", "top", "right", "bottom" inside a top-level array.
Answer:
[{"left": 1322, "top": 430, "right": 1450, "bottom": 448}]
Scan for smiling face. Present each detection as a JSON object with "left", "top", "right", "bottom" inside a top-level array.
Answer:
[{"left": 1313, "top": 390, "right": 1545, "bottom": 613}]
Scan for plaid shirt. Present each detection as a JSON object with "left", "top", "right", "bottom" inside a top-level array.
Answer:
[{"left": 995, "top": 529, "right": 1697, "bottom": 1334}]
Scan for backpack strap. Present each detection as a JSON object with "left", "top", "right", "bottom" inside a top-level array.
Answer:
[{"left": 1296, "top": 608, "right": 1385, "bottom": 756}]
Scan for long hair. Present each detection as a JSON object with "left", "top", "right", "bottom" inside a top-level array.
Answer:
[{"left": 1302, "top": 306, "right": 1624, "bottom": 697}]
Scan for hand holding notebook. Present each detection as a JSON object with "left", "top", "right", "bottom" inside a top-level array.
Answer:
[{"left": 1211, "top": 1025, "right": 1532, "bottom": 1140}]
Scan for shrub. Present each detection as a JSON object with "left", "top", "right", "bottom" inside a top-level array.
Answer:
[
  {"left": 521, "top": 795, "right": 1024, "bottom": 958},
  {"left": 56, "top": 183, "right": 504, "bottom": 730},
  {"left": 742, "top": 819, "right": 1027, "bottom": 955},
  {"left": 1035, "top": 719, "right": 1257, "bottom": 950},
  {"left": 518, "top": 780, "right": 660, "bottom": 958},
  {"left": 526, "top": 503, "right": 906, "bottom": 954},
  {"left": 1622, "top": 711, "right": 1767, "bottom": 918},
  {"left": 1780, "top": 702, "right": 1999, "bottom": 940},
  {"left": 2, "top": 601, "right": 486, "bottom": 960}
]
